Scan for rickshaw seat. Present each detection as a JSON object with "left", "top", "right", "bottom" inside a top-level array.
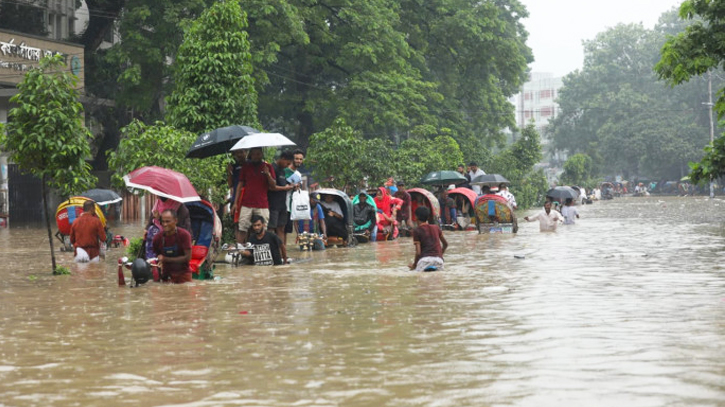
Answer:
[{"left": 189, "top": 245, "right": 208, "bottom": 273}]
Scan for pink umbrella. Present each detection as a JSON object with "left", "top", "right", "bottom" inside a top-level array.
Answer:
[{"left": 123, "top": 166, "right": 201, "bottom": 203}]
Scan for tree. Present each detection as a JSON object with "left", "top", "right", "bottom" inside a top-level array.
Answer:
[
  {"left": 306, "top": 118, "right": 393, "bottom": 191},
  {"left": 101, "top": 0, "right": 212, "bottom": 120},
  {"left": 398, "top": 0, "right": 533, "bottom": 155},
  {"left": 0, "top": 56, "right": 97, "bottom": 274},
  {"left": 655, "top": 0, "right": 725, "bottom": 183},
  {"left": 107, "top": 120, "right": 226, "bottom": 202},
  {"left": 256, "top": 0, "right": 531, "bottom": 152},
  {"left": 487, "top": 124, "right": 547, "bottom": 209},
  {"left": 549, "top": 16, "right": 716, "bottom": 180},
  {"left": 166, "top": 0, "right": 260, "bottom": 133},
  {"left": 559, "top": 154, "right": 594, "bottom": 187},
  {"left": 393, "top": 127, "right": 465, "bottom": 187}
]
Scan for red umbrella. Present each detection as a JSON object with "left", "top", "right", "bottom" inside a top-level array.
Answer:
[{"left": 123, "top": 166, "right": 200, "bottom": 203}]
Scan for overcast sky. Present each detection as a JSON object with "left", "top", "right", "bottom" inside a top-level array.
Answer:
[{"left": 519, "top": 0, "right": 684, "bottom": 77}]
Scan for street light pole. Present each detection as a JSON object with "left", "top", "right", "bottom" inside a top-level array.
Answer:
[{"left": 706, "top": 71, "right": 715, "bottom": 199}]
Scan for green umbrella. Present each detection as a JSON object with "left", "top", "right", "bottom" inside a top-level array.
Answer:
[{"left": 420, "top": 170, "right": 467, "bottom": 186}]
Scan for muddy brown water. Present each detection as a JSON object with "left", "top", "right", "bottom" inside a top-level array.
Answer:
[{"left": 0, "top": 196, "right": 724, "bottom": 406}]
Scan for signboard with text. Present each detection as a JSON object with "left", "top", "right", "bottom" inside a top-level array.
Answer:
[{"left": 0, "top": 29, "right": 84, "bottom": 88}]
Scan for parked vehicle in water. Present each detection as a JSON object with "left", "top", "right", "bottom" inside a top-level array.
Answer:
[
  {"left": 447, "top": 187, "right": 477, "bottom": 231},
  {"left": 474, "top": 194, "right": 517, "bottom": 234},
  {"left": 316, "top": 188, "right": 357, "bottom": 247}
]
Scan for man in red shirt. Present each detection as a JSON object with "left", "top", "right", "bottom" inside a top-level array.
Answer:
[
  {"left": 231, "top": 147, "right": 276, "bottom": 243},
  {"left": 70, "top": 200, "right": 106, "bottom": 262},
  {"left": 152, "top": 209, "right": 193, "bottom": 284},
  {"left": 409, "top": 206, "right": 448, "bottom": 272}
]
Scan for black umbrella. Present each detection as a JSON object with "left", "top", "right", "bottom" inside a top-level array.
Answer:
[
  {"left": 546, "top": 186, "right": 578, "bottom": 202},
  {"left": 420, "top": 171, "right": 467, "bottom": 186},
  {"left": 186, "top": 125, "right": 260, "bottom": 158},
  {"left": 470, "top": 174, "right": 510, "bottom": 187},
  {"left": 78, "top": 189, "right": 122, "bottom": 206}
]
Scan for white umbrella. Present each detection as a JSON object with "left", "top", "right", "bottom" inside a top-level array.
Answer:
[{"left": 230, "top": 133, "right": 296, "bottom": 151}]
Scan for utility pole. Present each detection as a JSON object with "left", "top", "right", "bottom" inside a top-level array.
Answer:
[{"left": 708, "top": 71, "right": 715, "bottom": 199}]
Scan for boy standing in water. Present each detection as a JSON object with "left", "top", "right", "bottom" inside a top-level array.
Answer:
[{"left": 409, "top": 206, "right": 448, "bottom": 271}]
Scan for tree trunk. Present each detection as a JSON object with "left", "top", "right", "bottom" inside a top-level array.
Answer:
[{"left": 41, "top": 176, "right": 57, "bottom": 274}]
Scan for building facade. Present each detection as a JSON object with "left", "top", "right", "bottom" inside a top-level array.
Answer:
[{"left": 514, "top": 72, "right": 563, "bottom": 141}]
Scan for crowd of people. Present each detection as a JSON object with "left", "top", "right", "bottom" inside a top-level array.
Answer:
[{"left": 69, "top": 151, "right": 585, "bottom": 283}]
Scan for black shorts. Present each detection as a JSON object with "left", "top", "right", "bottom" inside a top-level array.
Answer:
[{"left": 268, "top": 207, "right": 289, "bottom": 229}]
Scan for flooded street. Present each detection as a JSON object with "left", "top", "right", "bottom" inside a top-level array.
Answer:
[{"left": 1, "top": 196, "right": 724, "bottom": 406}]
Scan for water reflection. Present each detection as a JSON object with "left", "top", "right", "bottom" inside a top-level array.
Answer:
[{"left": 0, "top": 196, "right": 724, "bottom": 406}]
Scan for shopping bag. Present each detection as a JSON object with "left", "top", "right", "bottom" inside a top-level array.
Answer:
[{"left": 290, "top": 190, "right": 312, "bottom": 220}]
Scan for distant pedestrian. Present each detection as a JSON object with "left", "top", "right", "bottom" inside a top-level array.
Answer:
[
  {"left": 70, "top": 200, "right": 106, "bottom": 262},
  {"left": 468, "top": 162, "right": 486, "bottom": 195},
  {"left": 457, "top": 164, "right": 472, "bottom": 189},
  {"left": 409, "top": 206, "right": 448, "bottom": 271},
  {"left": 393, "top": 181, "right": 413, "bottom": 230},
  {"left": 496, "top": 183, "right": 517, "bottom": 209},
  {"left": 524, "top": 201, "right": 564, "bottom": 232},
  {"left": 561, "top": 198, "right": 580, "bottom": 225},
  {"left": 268, "top": 151, "right": 297, "bottom": 239},
  {"left": 283, "top": 149, "right": 306, "bottom": 245}
]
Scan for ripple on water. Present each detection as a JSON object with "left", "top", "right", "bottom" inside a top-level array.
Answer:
[{"left": 0, "top": 197, "right": 724, "bottom": 406}]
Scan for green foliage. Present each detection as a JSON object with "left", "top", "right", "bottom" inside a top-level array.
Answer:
[
  {"left": 307, "top": 119, "right": 466, "bottom": 191},
  {"left": 689, "top": 135, "right": 725, "bottom": 184},
  {"left": 398, "top": 0, "right": 532, "bottom": 152},
  {"left": 487, "top": 124, "right": 547, "bottom": 209},
  {"left": 0, "top": 55, "right": 97, "bottom": 274},
  {"left": 166, "top": 1, "right": 260, "bottom": 133},
  {"left": 655, "top": 0, "right": 725, "bottom": 182},
  {"left": 54, "top": 266, "right": 71, "bottom": 276},
  {"left": 393, "top": 133, "right": 465, "bottom": 187},
  {"left": 107, "top": 120, "right": 227, "bottom": 203},
  {"left": 1, "top": 55, "right": 97, "bottom": 197},
  {"left": 254, "top": 0, "right": 531, "bottom": 151},
  {"left": 102, "top": 0, "right": 212, "bottom": 118},
  {"left": 559, "top": 154, "right": 594, "bottom": 186},
  {"left": 306, "top": 118, "right": 392, "bottom": 191},
  {"left": 126, "top": 237, "right": 145, "bottom": 261},
  {"left": 550, "top": 16, "right": 716, "bottom": 180},
  {"left": 221, "top": 213, "right": 236, "bottom": 244}
]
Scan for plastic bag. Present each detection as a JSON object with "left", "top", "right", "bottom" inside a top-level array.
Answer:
[{"left": 290, "top": 190, "right": 312, "bottom": 221}]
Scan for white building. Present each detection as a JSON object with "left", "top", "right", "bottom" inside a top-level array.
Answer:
[{"left": 511, "top": 72, "right": 563, "bottom": 146}]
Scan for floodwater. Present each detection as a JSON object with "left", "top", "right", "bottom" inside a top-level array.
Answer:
[{"left": 1, "top": 196, "right": 724, "bottom": 407}]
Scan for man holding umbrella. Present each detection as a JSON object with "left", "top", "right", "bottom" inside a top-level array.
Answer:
[{"left": 231, "top": 147, "right": 277, "bottom": 244}]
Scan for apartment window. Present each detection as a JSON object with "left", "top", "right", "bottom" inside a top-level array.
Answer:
[
  {"left": 524, "top": 92, "right": 532, "bottom": 101},
  {"left": 540, "top": 89, "right": 552, "bottom": 99},
  {"left": 540, "top": 106, "right": 554, "bottom": 117},
  {"left": 524, "top": 110, "right": 532, "bottom": 119}
]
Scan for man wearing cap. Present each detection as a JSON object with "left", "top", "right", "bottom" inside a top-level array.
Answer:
[
  {"left": 393, "top": 181, "right": 412, "bottom": 231},
  {"left": 468, "top": 162, "right": 486, "bottom": 195}
]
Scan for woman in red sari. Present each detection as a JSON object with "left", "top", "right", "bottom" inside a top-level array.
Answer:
[{"left": 373, "top": 187, "right": 403, "bottom": 239}]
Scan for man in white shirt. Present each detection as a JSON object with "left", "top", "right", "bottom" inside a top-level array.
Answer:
[
  {"left": 560, "top": 198, "right": 580, "bottom": 225},
  {"left": 524, "top": 201, "right": 564, "bottom": 231},
  {"left": 468, "top": 162, "right": 486, "bottom": 195},
  {"left": 496, "top": 183, "right": 517, "bottom": 209}
]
